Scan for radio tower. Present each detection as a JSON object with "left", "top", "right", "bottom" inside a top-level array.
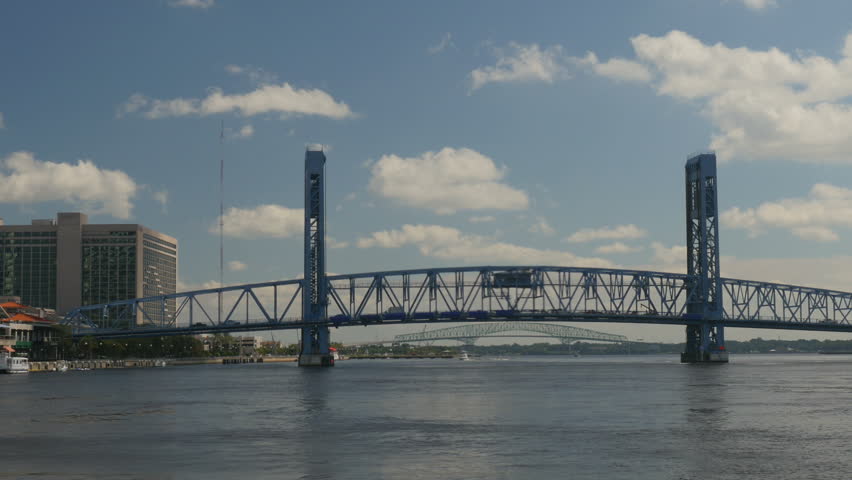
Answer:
[{"left": 218, "top": 120, "right": 224, "bottom": 324}]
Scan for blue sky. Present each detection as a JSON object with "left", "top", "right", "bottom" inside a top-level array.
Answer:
[{"left": 3, "top": 0, "right": 852, "bottom": 342}]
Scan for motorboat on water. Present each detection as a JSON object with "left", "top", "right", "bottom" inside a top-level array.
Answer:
[
  {"left": 458, "top": 352, "right": 471, "bottom": 361},
  {"left": 0, "top": 354, "right": 29, "bottom": 374}
]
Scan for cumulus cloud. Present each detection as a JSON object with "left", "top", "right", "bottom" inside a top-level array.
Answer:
[
  {"left": 428, "top": 33, "right": 455, "bottom": 55},
  {"left": 734, "top": 0, "right": 777, "bottom": 10},
  {"left": 225, "top": 64, "right": 278, "bottom": 85},
  {"left": 120, "top": 83, "right": 353, "bottom": 120},
  {"left": 595, "top": 242, "right": 642, "bottom": 254},
  {"left": 214, "top": 204, "right": 302, "bottom": 238},
  {"left": 227, "top": 260, "right": 247, "bottom": 272},
  {"left": 470, "top": 43, "right": 566, "bottom": 91},
  {"left": 574, "top": 52, "right": 651, "bottom": 83},
  {"left": 0, "top": 151, "right": 137, "bottom": 218},
  {"left": 721, "top": 183, "right": 852, "bottom": 241},
  {"left": 469, "top": 215, "right": 496, "bottom": 223},
  {"left": 585, "top": 30, "right": 852, "bottom": 163},
  {"left": 328, "top": 237, "right": 349, "bottom": 249},
  {"left": 357, "top": 224, "right": 613, "bottom": 267},
  {"left": 368, "top": 147, "right": 529, "bottom": 214},
  {"left": 528, "top": 216, "right": 555, "bottom": 235},
  {"left": 650, "top": 242, "right": 687, "bottom": 270},
  {"left": 231, "top": 124, "right": 254, "bottom": 139},
  {"left": 565, "top": 224, "right": 647, "bottom": 243},
  {"left": 170, "top": 0, "right": 214, "bottom": 7},
  {"left": 152, "top": 189, "right": 168, "bottom": 213}
]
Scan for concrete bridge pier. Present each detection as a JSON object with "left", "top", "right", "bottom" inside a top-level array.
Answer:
[{"left": 681, "top": 324, "right": 728, "bottom": 363}]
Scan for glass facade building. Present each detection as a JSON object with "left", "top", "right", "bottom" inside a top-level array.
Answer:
[
  {"left": 0, "top": 213, "right": 178, "bottom": 324},
  {"left": 0, "top": 231, "right": 58, "bottom": 309}
]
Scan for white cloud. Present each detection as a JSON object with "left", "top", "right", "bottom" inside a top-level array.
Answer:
[
  {"left": 328, "top": 237, "right": 349, "bottom": 249},
  {"left": 585, "top": 30, "right": 852, "bottom": 163},
  {"left": 469, "top": 215, "right": 496, "bottom": 223},
  {"left": 721, "top": 183, "right": 852, "bottom": 241},
  {"left": 227, "top": 260, "right": 247, "bottom": 272},
  {"left": 224, "top": 64, "right": 278, "bottom": 85},
  {"left": 232, "top": 124, "right": 254, "bottom": 139},
  {"left": 152, "top": 189, "right": 168, "bottom": 213},
  {"left": 428, "top": 33, "right": 455, "bottom": 55},
  {"left": 368, "top": 147, "right": 529, "bottom": 214},
  {"left": 0, "top": 151, "right": 137, "bottom": 218},
  {"left": 120, "top": 83, "right": 353, "bottom": 120},
  {"left": 214, "top": 204, "right": 302, "bottom": 238},
  {"left": 170, "top": 0, "right": 214, "bottom": 8},
  {"left": 575, "top": 52, "right": 652, "bottom": 83},
  {"left": 595, "top": 242, "right": 642, "bottom": 254},
  {"left": 734, "top": 0, "right": 777, "bottom": 11},
  {"left": 528, "top": 217, "right": 555, "bottom": 235},
  {"left": 357, "top": 224, "right": 614, "bottom": 267},
  {"left": 470, "top": 43, "right": 566, "bottom": 91},
  {"left": 565, "top": 224, "right": 647, "bottom": 243},
  {"left": 650, "top": 242, "right": 687, "bottom": 270},
  {"left": 0, "top": 112, "right": 5, "bottom": 129},
  {"left": 792, "top": 226, "right": 839, "bottom": 242}
]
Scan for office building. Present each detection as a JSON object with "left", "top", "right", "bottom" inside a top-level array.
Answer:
[{"left": 0, "top": 213, "right": 178, "bottom": 323}]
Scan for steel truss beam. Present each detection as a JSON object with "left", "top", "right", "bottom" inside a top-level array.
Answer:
[
  {"left": 392, "top": 322, "right": 627, "bottom": 344},
  {"left": 62, "top": 265, "right": 852, "bottom": 339}
]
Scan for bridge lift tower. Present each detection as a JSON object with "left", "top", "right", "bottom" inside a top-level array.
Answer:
[
  {"left": 299, "top": 147, "right": 334, "bottom": 367},
  {"left": 682, "top": 153, "right": 728, "bottom": 363}
]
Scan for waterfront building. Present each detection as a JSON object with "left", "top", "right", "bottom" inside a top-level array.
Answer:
[
  {"left": 0, "top": 213, "right": 178, "bottom": 324},
  {"left": 238, "top": 336, "right": 262, "bottom": 353},
  {"left": 0, "top": 297, "right": 62, "bottom": 361}
]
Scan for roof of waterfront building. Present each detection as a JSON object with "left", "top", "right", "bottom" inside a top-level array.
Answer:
[
  {"left": 0, "top": 302, "right": 59, "bottom": 325},
  {"left": 0, "top": 301, "right": 27, "bottom": 309},
  {"left": 5, "top": 313, "right": 45, "bottom": 323}
]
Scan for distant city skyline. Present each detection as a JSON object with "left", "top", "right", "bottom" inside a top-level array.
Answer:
[{"left": 3, "top": 0, "right": 852, "bottom": 343}]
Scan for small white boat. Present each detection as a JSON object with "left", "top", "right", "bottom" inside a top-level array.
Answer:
[
  {"left": 458, "top": 352, "right": 471, "bottom": 361},
  {"left": 0, "top": 354, "right": 29, "bottom": 374},
  {"left": 56, "top": 361, "right": 68, "bottom": 373}
]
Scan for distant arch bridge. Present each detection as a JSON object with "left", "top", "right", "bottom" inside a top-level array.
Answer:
[{"left": 393, "top": 322, "right": 628, "bottom": 346}]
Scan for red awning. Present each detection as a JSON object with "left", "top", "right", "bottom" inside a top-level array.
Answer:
[{"left": 2, "top": 346, "right": 14, "bottom": 353}]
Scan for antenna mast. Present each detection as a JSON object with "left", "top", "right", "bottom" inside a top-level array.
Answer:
[{"left": 218, "top": 120, "right": 224, "bottom": 324}]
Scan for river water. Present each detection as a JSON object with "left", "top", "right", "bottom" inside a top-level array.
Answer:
[{"left": 3, "top": 354, "right": 852, "bottom": 479}]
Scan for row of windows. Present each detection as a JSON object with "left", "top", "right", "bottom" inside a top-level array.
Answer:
[
  {"left": 143, "top": 233, "right": 177, "bottom": 250},
  {"left": 0, "top": 239, "right": 58, "bottom": 245},
  {"left": 143, "top": 241, "right": 176, "bottom": 257},
  {"left": 83, "top": 238, "right": 136, "bottom": 245},
  {"left": 0, "top": 231, "right": 56, "bottom": 238}
]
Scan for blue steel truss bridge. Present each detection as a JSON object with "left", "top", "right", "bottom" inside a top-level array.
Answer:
[{"left": 61, "top": 149, "right": 852, "bottom": 365}]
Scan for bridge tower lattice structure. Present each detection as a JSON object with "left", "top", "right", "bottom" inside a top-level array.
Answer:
[
  {"left": 299, "top": 147, "right": 334, "bottom": 367},
  {"left": 682, "top": 153, "right": 728, "bottom": 363}
]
